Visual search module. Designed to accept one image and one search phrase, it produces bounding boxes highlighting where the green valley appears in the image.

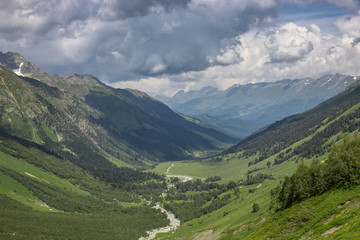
[0,52,360,239]
[1,0,360,239]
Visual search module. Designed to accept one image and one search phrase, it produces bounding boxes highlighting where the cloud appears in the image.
[105,0,278,78]
[0,0,279,80]
[326,0,359,11]
[281,0,359,10]
[1,0,359,97]
[110,76,194,96]
[207,44,244,66]
[98,0,191,20]
[0,0,98,40]
[204,21,360,88]
[335,11,360,36]
[267,22,314,63]
[352,37,360,47]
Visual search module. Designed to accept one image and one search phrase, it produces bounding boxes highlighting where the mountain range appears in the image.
[0,51,237,171]
[157,74,358,136]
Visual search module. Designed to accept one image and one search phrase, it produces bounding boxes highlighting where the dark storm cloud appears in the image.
[99,1,279,79]
[0,0,279,81]
[0,0,98,40]
[352,37,360,47]
[98,0,191,20]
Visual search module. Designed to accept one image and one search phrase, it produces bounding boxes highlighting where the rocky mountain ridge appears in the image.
[157,74,358,136]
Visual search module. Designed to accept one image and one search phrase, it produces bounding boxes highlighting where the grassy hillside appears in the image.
[245,135,360,239]
[0,129,169,239]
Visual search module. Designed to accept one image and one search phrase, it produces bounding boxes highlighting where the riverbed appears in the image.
[139,166,193,239]
[139,204,180,240]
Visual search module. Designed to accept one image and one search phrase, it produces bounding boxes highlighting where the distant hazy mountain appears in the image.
[226,76,360,169]
[0,51,237,170]
[156,75,358,136]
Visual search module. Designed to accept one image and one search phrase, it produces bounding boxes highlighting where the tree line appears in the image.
[272,133,360,211]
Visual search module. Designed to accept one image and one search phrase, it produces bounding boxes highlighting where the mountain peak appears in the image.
[63,74,104,87]
[0,51,41,76]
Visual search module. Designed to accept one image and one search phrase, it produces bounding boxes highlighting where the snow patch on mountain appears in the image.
[13,62,24,76]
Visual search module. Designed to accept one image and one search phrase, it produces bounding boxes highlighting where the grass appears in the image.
[150,140,321,240]
[151,100,360,239]
[150,128,359,240]
[153,155,360,240]
[0,171,53,211]
[244,185,360,240]
[156,179,274,239]
[98,148,133,168]
[41,124,58,143]
[152,152,313,184]
[152,155,257,183]
[151,154,311,239]
[0,194,168,240]
[0,150,91,200]
[0,147,170,239]
[2,112,42,144]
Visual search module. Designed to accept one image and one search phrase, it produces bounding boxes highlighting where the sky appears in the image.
[1,0,360,96]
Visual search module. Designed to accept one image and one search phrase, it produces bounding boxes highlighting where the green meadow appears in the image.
[151,152,311,239]
[0,150,91,199]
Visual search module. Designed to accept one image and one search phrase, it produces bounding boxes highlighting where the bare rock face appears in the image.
[0,51,42,76]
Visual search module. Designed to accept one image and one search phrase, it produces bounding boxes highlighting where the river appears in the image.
[139,204,180,240]
[139,165,193,240]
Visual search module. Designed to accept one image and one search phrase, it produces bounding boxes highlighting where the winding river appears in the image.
[139,204,180,240]
[139,164,192,240]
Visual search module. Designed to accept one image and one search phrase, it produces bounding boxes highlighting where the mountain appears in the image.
[0,51,237,173]
[157,75,358,136]
[189,114,261,138]
[226,79,360,162]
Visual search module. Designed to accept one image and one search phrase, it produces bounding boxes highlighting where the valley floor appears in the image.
[150,154,360,239]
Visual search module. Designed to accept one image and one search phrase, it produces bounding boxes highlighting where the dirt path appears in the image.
[166,163,175,174]
[165,163,193,182]
[24,172,40,180]
[24,172,50,183]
